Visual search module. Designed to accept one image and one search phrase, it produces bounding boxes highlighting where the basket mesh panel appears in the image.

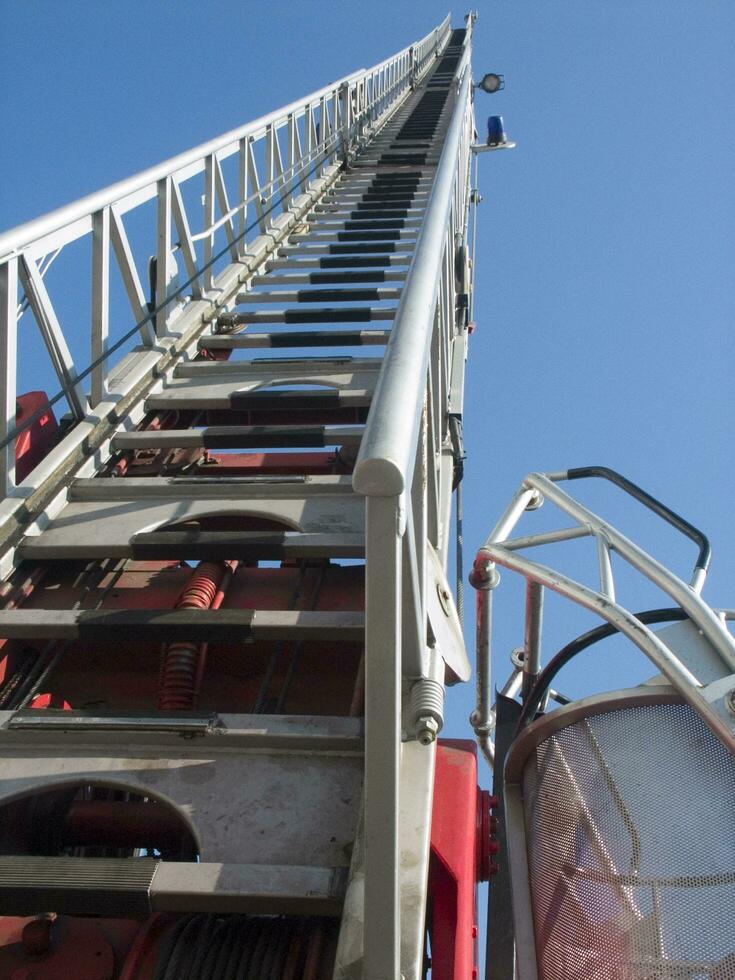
[522,703,735,979]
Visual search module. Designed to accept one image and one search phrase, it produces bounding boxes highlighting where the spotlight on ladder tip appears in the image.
[477,72,504,94]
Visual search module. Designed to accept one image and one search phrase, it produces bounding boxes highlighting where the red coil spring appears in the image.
[157,562,227,711]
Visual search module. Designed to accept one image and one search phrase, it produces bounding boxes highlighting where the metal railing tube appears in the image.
[528,473,735,673]
[521,581,544,700]
[485,542,735,754]
[470,584,495,767]
[352,66,472,498]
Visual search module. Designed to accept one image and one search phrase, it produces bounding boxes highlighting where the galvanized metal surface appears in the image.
[0,715,363,867]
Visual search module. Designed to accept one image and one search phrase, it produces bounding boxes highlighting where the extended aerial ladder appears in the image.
[0,14,490,980]
[1,9,733,980]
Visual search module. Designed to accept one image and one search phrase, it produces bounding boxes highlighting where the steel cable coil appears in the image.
[151,915,325,980]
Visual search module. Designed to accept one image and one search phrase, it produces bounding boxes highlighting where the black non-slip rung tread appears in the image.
[238,287,399,303]
[316,255,407,267]
[369,170,424,179]
[201,329,389,349]
[326,242,405,254]
[344,209,412,219]
[228,389,370,410]
[290,231,416,244]
[381,156,432,165]
[332,219,409,231]
[356,190,422,198]
[115,423,339,448]
[309,271,396,284]
[253,270,400,285]
[346,198,420,206]
[332,230,408,242]
[231,307,394,323]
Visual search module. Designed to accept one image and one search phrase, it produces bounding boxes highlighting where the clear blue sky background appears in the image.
[1,0,733,940]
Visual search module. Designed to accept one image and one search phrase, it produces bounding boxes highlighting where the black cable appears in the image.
[160,915,195,980]
[267,921,293,980]
[224,918,254,980]
[2,638,57,709]
[202,917,239,980]
[275,563,328,712]
[516,607,689,732]
[455,479,464,626]
[10,640,72,710]
[9,557,127,710]
[0,645,36,708]
[259,920,283,980]
[183,915,219,980]
[152,914,192,980]
[244,925,270,980]
[169,915,208,980]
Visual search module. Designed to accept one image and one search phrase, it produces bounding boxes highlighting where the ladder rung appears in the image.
[113,423,364,449]
[267,255,411,269]
[235,287,401,304]
[216,307,395,324]
[250,270,405,285]
[20,530,365,561]
[0,857,345,917]
[200,329,390,348]
[151,862,346,915]
[128,531,365,561]
[7,711,363,744]
[280,243,413,255]
[0,857,158,917]
[313,208,417,219]
[307,218,421,231]
[175,354,378,373]
[67,474,356,500]
[0,608,365,642]
[323,193,427,204]
[145,388,373,411]
[333,175,429,186]
[289,229,416,242]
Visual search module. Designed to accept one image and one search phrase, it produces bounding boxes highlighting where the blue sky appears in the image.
[1,0,733,771]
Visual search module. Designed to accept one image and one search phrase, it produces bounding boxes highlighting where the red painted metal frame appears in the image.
[429,738,481,979]
[14,392,59,482]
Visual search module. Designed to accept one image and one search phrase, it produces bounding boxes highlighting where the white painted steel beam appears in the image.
[364,495,402,978]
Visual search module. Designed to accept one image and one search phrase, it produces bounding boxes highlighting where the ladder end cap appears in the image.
[352,457,404,496]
